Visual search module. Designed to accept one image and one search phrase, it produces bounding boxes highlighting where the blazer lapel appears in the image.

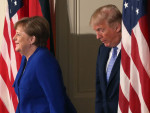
[14,56,27,87]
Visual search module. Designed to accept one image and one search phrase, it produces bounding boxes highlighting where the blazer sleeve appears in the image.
[36,53,66,113]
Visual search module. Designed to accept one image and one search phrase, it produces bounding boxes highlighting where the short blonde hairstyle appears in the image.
[90,4,122,27]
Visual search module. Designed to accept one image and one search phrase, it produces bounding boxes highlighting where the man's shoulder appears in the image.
[99,44,111,51]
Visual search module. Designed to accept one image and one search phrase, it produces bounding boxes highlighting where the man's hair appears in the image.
[14,16,50,47]
[90,4,122,27]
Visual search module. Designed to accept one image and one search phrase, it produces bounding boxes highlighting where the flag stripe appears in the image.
[3,19,11,58]
[0,75,15,113]
[119,85,129,113]
[120,64,130,101]
[10,70,18,110]
[121,45,130,79]
[0,99,9,113]
[0,36,11,80]
[129,85,141,113]
[121,22,131,59]
[0,56,11,93]
[28,0,43,16]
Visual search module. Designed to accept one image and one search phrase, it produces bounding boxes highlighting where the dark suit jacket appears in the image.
[95,44,121,113]
[13,47,77,113]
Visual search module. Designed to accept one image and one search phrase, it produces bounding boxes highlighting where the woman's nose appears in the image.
[13,35,16,40]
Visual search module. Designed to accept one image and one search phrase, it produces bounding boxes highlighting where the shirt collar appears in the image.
[116,42,121,51]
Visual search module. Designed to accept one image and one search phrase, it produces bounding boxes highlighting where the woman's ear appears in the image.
[30,36,36,45]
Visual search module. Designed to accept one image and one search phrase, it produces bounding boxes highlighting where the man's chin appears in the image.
[104,43,110,47]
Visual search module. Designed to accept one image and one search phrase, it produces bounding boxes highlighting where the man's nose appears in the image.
[96,34,99,39]
[96,33,102,40]
[96,31,102,39]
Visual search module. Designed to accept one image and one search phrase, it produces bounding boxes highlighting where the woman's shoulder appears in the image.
[35,47,58,64]
[37,47,53,56]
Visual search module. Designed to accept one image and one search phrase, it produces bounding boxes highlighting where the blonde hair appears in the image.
[90,4,122,27]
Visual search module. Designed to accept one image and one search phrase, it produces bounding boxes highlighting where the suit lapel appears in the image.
[98,45,111,88]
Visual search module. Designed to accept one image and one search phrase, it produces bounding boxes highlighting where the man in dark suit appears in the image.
[90,4,122,113]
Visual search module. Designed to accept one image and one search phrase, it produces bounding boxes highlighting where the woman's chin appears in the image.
[15,48,20,52]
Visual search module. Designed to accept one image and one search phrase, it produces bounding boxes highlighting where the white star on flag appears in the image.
[14,1,17,6]
[136,8,139,15]
[124,2,128,8]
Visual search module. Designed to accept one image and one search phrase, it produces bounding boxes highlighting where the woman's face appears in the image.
[13,25,32,55]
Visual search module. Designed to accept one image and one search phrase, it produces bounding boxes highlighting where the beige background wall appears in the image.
[56,0,123,113]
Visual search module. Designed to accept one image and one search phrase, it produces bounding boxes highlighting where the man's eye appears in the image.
[101,29,104,32]
[97,28,104,33]
[97,28,101,32]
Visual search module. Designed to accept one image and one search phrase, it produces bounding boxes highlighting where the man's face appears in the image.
[92,20,121,47]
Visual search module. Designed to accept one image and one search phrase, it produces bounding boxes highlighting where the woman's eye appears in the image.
[16,33,21,36]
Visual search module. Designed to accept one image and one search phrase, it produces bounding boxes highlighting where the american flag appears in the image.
[118,0,150,113]
[0,0,55,112]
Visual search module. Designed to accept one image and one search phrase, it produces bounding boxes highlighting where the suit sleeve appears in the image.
[36,53,66,113]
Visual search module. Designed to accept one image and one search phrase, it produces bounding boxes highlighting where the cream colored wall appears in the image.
[0,0,7,53]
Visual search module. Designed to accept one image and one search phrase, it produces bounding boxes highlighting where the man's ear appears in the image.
[115,23,121,33]
[30,36,36,45]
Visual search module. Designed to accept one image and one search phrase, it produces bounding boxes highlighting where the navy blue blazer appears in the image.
[95,44,121,113]
[13,47,77,113]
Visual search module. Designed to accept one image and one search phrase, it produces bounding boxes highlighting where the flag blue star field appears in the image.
[8,0,23,19]
[118,0,150,113]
